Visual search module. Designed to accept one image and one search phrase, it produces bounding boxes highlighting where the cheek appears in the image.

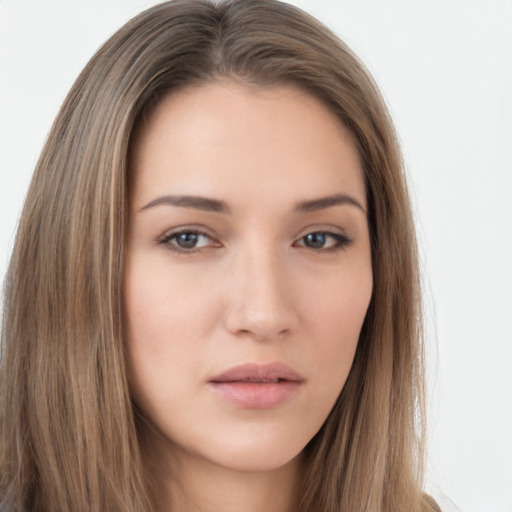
[125,257,217,347]
[123,257,218,408]
[300,261,372,406]
[304,259,372,348]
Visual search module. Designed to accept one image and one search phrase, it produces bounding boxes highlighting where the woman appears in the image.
[0,1,440,510]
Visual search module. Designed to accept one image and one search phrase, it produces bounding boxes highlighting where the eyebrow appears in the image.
[140,193,366,214]
[295,194,366,214]
[140,195,230,213]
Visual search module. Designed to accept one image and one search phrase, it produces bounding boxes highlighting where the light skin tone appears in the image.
[125,81,373,512]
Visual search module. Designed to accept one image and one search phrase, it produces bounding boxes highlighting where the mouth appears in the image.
[208,362,304,409]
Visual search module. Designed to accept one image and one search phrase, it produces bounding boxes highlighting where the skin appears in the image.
[125,81,373,512]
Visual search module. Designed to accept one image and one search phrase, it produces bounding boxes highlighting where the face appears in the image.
[125,82,372,473]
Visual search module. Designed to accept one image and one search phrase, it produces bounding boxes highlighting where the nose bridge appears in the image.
[225,239,294,340]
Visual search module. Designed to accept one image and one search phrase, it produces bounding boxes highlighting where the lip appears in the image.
[208,362,304,409]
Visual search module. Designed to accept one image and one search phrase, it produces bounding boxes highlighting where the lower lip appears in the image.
[208,381,302,409]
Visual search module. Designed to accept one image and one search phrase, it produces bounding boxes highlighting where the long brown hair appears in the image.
[0,1,439,510]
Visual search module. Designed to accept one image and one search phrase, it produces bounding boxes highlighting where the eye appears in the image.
[159,229,217,252]
[295,231,351,251]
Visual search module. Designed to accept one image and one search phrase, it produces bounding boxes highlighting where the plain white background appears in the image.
[0,1,511,510]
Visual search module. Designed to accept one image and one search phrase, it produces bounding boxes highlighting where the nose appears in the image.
[224,246,296,342]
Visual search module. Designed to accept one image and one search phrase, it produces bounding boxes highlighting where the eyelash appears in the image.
[158,228,353,254]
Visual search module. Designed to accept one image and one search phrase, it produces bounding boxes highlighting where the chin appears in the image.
[192,424,309,473]
[205,447,303,474]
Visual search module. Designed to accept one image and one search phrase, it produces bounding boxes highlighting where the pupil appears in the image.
[177,232,198,248]
[305,233,326,248]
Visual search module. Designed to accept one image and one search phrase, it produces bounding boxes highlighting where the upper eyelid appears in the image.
[293,224,351,240]
[159,225,216,239]
[159,226,347,238]
[295,231,348,241]
[158,229,216,243]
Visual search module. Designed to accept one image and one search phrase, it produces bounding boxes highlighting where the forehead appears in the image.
[130,81,366,212]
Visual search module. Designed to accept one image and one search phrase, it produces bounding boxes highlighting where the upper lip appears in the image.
[209,362,304,383]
